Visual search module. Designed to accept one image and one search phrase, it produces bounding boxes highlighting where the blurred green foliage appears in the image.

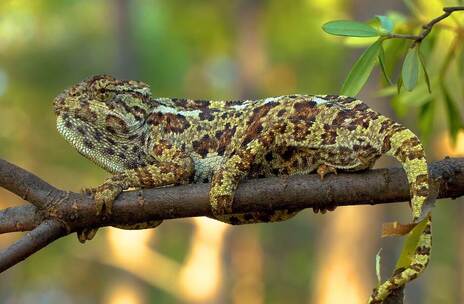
[323,1,464,143]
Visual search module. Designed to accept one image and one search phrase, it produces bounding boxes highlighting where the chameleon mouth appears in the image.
[56,115,125,173]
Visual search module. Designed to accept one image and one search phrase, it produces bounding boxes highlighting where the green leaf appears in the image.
[376,15,394,33]
[375,248,382,285]
[378,44,393,85]
[402,47,420,91]
[442,83,463,145]
[340,40,382,96]
[322,20,379,37]
[418,49,431,93]
[395,217,429,270]
[458,46,464,78]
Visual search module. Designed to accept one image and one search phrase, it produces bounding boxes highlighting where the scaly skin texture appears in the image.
[53,75,431,302]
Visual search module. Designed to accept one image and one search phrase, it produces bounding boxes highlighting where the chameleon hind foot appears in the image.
[312,204,337,214]
[313,164,337,214]
[316,164,337,180]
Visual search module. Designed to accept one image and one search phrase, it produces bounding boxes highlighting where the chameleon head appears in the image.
[53,75,154,173]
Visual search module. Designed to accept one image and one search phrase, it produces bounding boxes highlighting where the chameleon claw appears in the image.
[77,228,98,243]
[94,189,116,215]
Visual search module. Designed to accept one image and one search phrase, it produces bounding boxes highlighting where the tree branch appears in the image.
[0,219,66,272]
[0,157,463,273]
[385,6,464,47]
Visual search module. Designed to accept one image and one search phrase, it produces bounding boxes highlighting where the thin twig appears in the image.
[384,6,464,47]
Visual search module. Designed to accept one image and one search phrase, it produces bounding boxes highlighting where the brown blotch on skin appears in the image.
[352,102,369,112]
[105,126,116,135]
[394,141,424,162]
[131,105,147,120]
[225,100,243,106]
[192,134,218,157]
[277,109,286,117]
[199,109,215,121]
[379,119,395,134]
[241,103,278,147]
[410,263,423,272]
[341,96,357,103]
[292,122,310,141]
[415,173,429,185]
[423,224,432,234]
[174,98,211,110]
[136,167,155,186]
[320,125,337,145]
[264,152,274,162]
[281,147,297,161]
[217,126,237,155]
[332,109,353,126]
[292,101,318,118]
[127,134,139,141]
[247,102,278,125]
[415,246,431,255]
[77,104,98,123]
[152,141,172,157]
[147,112,190,133]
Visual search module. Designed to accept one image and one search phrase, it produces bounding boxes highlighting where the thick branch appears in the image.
[0,157,463,272]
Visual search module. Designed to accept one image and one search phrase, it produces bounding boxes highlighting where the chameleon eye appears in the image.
[105,114,129,134]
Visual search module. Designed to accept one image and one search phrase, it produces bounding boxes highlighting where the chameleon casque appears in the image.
[53,75,431,303]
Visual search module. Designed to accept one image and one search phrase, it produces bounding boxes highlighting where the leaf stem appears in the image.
[384,6,464,47]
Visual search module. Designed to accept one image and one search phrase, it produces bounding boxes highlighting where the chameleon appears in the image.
[53,75,431,302]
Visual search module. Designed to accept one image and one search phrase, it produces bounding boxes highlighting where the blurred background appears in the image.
[0,0,463,303]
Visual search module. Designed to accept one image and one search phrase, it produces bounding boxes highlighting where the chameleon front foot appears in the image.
[78,183,123,243]
[77,228,98,243]
[82,183,123,215]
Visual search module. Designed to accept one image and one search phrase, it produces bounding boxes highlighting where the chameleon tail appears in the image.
[383,126,429,221]
[368,216,432,304]
[368,125,431,303]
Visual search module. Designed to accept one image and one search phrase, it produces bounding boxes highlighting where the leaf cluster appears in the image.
[322,4,464,143]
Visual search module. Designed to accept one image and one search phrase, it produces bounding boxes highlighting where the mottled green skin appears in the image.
[53,75,431,302]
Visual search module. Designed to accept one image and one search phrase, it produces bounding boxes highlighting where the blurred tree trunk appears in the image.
[231,1,267,304]
[310,1,409,303]
[114,0,138,78]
